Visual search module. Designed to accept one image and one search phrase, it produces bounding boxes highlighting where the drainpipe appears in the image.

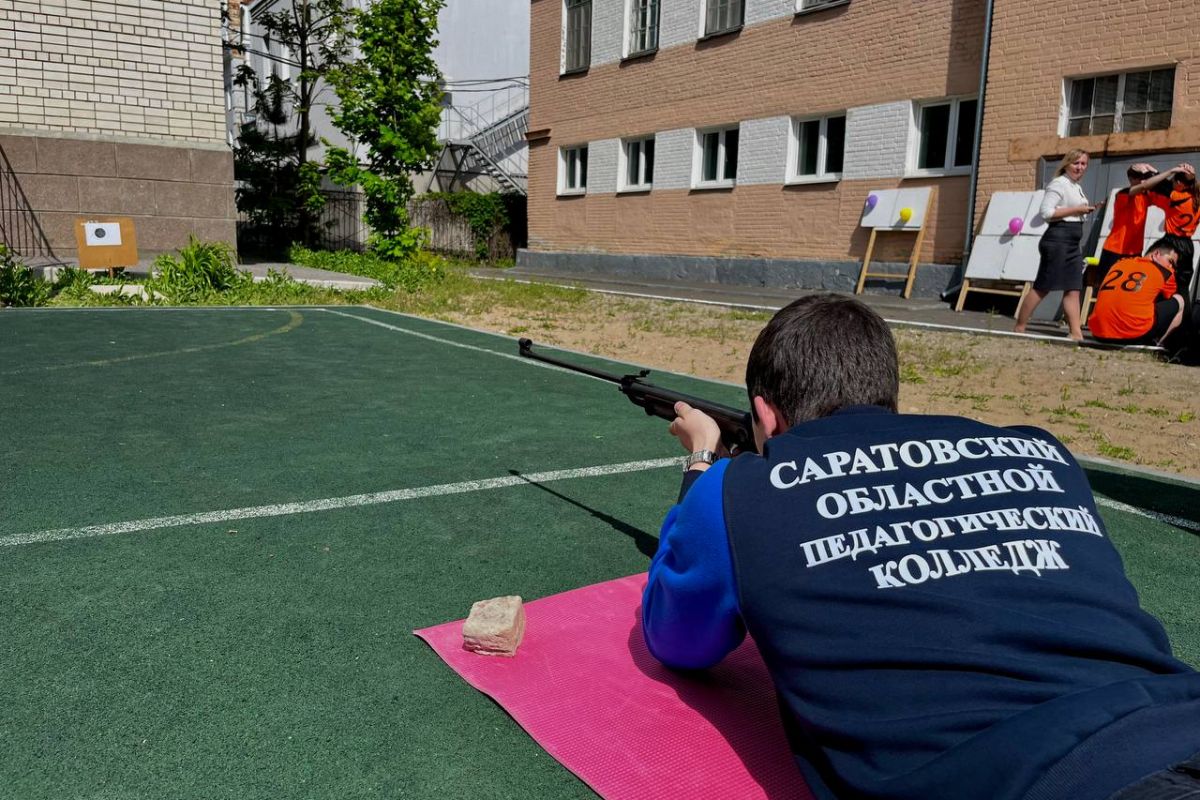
[942,0,995,300]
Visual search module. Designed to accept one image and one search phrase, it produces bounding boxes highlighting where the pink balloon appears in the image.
[1008,217,1024,235]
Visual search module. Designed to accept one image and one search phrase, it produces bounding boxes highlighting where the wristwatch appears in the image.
[682,449,718,472]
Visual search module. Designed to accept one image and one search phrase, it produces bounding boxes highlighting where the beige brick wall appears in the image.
[0,0,226,145]
[528,0,985,265]
[976,0,1200,225]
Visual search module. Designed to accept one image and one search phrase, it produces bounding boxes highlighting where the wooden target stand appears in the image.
[73,216,139,277]
[854,188,936,300]
[954,276,1032,312]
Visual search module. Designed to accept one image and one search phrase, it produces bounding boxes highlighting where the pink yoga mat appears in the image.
[414,573,811,800]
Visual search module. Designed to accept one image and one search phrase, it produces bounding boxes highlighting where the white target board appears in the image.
[84,221,122,247]
[978,191,1048,237]
[860,188,932,231]
[965,191,1051,282]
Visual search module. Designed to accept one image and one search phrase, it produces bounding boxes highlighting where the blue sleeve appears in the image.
[641,459,745,670]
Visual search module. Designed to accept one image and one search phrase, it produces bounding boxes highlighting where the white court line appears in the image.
[0,458,680,548]
[318,307,618,383]
[328,307,1200,534]
[1094,497,1200,533]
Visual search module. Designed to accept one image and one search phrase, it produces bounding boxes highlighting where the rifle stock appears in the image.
[517,338,757,455]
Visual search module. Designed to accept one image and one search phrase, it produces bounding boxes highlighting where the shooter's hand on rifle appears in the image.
[668,401,729,459]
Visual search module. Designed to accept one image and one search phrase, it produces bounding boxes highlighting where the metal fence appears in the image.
[236,187,369,256]
[316,190,368,252]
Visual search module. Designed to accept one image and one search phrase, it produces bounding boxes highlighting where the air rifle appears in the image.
[517,338,757,455]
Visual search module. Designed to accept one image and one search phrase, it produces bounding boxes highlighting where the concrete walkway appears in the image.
[238,261,381,290]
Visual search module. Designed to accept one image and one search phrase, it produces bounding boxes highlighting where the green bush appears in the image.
[149,237,248,302]
[287,244,445,292]
[0,245,51,307]
[51,266,96,302]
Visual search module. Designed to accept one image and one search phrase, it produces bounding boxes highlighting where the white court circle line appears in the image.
[0,458,680,548]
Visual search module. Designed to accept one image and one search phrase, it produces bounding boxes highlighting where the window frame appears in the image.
[563,0,592,75]
[795,0,850,14]
[700,0,743,39]
[692,125,739,190]
[1062,68,1174,137]
[619,135,656,193]
[625,0,660,58]
[558,144,589,196]
[787,113,847,184]
[909,96,978,177]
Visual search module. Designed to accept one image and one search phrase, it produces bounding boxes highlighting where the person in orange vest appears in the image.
[1137,163,1198,307]
[1088,238,1185,346]
[1092,164,1161,288]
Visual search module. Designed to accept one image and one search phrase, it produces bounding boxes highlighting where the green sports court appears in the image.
[1,305,1197,799]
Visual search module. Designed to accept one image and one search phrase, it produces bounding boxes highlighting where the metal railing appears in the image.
[438,84,529,143]
[0,144,58,262]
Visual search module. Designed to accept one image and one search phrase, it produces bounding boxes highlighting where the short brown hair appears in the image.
[745,293,899,426]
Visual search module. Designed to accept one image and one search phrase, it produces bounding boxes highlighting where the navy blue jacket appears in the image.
[643,408,1200,800]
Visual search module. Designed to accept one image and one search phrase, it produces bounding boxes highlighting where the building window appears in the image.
[915,97,977,172]
[695,126,738,188]
[564,0,591,73]
[1066,68,1174,136]
[704,0,743,36]
[797,0,846,10]
[621,136,655,191]
[791,114,846,180]
[628,0,659,56]
[559,145,588,194]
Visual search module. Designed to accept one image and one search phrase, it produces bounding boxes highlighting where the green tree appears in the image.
[233,0,352,248]
[326,0,444,260]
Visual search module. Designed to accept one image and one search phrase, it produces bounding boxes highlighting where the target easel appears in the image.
[74,216,138,278]
[954,191,1047,312]
[854,187,935,299]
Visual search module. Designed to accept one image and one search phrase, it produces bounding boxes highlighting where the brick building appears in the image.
[0,0,235,262]
[523,0,1200,298]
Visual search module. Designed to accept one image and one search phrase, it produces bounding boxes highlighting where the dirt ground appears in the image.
[438,292,1200,480]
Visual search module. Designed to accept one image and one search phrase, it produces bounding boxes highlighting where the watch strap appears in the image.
[682,449,718,472]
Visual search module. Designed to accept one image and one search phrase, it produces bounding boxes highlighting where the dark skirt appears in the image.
[1034,222,1084,293]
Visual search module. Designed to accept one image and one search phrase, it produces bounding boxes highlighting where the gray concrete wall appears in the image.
[516,249,958,298]
[1,133,236,259]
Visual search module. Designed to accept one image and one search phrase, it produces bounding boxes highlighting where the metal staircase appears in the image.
[430,84,528,195]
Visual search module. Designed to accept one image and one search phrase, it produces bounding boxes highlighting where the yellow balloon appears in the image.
[899,207,914,223]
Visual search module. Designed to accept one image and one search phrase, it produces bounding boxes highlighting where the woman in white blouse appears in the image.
[1014,149,1102,341]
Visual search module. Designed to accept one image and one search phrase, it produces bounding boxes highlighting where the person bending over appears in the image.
[1088,238,1185,346]
[642,293,1200,800]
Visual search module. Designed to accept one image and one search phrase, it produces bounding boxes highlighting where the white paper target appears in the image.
[859,188,931,230]
[1001,235,1044,282]
[891,188,931,230]
[979,191,1047,237]
[1144,205,1167,238]
[860,190,898,228]
[1021,191,1050,236]
[964,235,1010,280]
[84,222,122,247]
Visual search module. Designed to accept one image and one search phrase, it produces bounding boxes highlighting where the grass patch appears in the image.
[1096,440,1137,461]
